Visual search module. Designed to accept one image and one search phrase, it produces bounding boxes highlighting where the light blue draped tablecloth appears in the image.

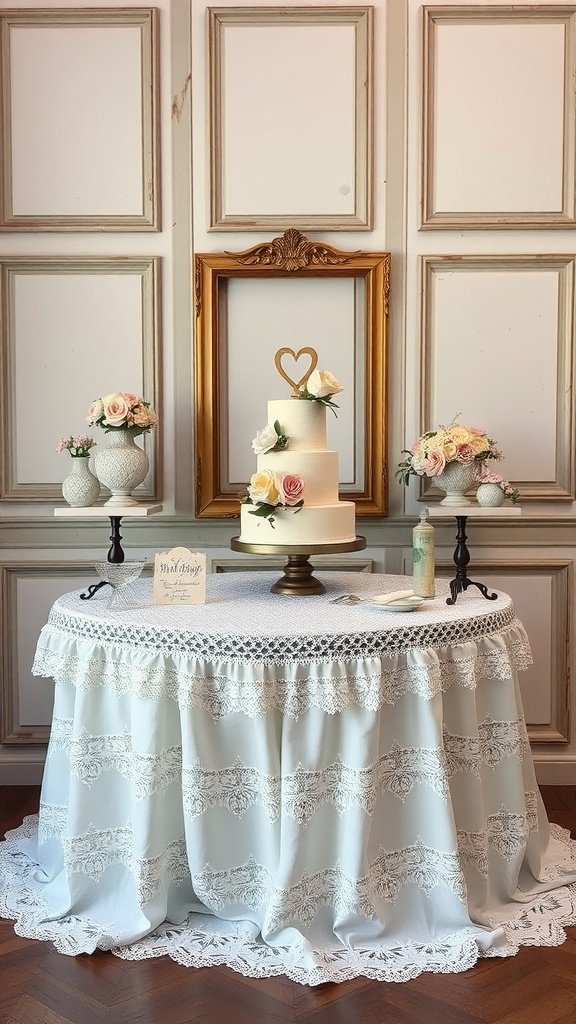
[1,571,575,985]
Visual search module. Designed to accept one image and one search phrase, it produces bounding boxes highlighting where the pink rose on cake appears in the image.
[279,474,304,505]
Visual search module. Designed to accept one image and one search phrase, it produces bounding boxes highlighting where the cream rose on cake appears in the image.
[307,370,343,399]
[298,368,343,416]
[248,469,281,506]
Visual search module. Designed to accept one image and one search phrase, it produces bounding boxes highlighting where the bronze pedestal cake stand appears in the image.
[230,537,367,596]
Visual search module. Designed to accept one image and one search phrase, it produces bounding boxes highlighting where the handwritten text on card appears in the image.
[153,547,206,605]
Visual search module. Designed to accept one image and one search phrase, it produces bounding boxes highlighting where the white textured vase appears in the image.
[434,462,478,507]
[476,482,505,507]
[94,429,149,507]
[62,455,100,508]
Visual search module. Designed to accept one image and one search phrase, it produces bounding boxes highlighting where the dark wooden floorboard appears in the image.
[1,786,575,1024]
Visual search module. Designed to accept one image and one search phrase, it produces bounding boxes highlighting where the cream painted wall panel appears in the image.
[420,255,576,504]
[193,0,386,247]
[432,558,570,744]
[434,23,564,214]
[16,578,60,725]
[223,25,355,216]
[10,26,143,216]
[478,572,552,724]
[1,564,96,746]
[430,267,557,478]
[14,273,143,483]
[0,256,160,502]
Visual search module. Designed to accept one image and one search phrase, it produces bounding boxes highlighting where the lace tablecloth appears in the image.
[1,571,575,985]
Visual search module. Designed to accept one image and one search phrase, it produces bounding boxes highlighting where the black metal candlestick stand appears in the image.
[446,515,497,606]
[80,516,125,600]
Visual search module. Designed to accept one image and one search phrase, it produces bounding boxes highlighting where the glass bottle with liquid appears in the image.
[412,509,435,598]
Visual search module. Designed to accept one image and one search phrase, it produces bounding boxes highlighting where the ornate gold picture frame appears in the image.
[194,230,390,518]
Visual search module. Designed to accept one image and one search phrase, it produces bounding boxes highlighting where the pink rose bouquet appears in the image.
[396,420,502,486]
[86,392,157,438]
[476,467,520,503]
[56,435,96,458]
[244,470,304,527]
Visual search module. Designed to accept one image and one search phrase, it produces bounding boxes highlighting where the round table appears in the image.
[1,571,575,986]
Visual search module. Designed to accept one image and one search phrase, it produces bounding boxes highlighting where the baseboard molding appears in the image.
[0,760,44,785]
[533,758,576,786]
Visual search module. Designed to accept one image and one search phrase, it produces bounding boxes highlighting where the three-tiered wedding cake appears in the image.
[238,356,356,546]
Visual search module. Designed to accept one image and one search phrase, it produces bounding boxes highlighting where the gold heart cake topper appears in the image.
[274,347,318,396]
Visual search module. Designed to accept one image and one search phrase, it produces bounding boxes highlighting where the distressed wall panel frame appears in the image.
[420,254,576,502]
[0,256,162,501]
[0,561,97,745]
[194,230,390,517]
[421,5,576,229]
[208,6,373,230]
[0,8,160,231]
[434,558,571,744]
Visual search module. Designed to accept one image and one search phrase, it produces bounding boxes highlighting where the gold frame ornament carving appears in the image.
[194,230,390,518]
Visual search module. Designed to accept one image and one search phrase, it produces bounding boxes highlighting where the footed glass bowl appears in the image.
[95,560,145,607]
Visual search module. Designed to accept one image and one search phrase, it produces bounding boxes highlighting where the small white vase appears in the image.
[94,429,149,507]
[62,455,100,508]
[434,462,478,506]
[476,482,505,507]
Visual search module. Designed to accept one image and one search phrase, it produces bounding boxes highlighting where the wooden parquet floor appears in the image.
[1,786,575,1024]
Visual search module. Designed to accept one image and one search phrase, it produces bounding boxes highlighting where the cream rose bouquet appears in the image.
[396,421,502,485]
[298,369,343,416]
[243,469,304,527]
[86,392,157,438]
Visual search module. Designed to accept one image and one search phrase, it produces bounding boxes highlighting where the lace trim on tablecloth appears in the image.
[443,715,528,775]
[2,816,576,985]
[182,746,450,825]
[47,720,183,798]
[32,622,533,720]
[46,718,529,822]
[27,799,541,913]
[41,604,519,664]
[457,795,540,877]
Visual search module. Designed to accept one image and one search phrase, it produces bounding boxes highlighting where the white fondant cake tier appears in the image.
[257,451,339,504]
[268,400,326,451]
[239,502,356,546]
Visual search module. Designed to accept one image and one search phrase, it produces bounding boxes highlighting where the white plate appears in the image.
[365,596,424,612]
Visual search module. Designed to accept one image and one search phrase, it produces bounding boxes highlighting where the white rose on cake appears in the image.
[251,420,288,455]
[252,424,278,455]
[306,370,343,399]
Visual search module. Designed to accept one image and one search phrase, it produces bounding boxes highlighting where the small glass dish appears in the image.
[95,560,145,608]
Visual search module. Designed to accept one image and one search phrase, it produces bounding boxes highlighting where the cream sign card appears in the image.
[153,548,206,605]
